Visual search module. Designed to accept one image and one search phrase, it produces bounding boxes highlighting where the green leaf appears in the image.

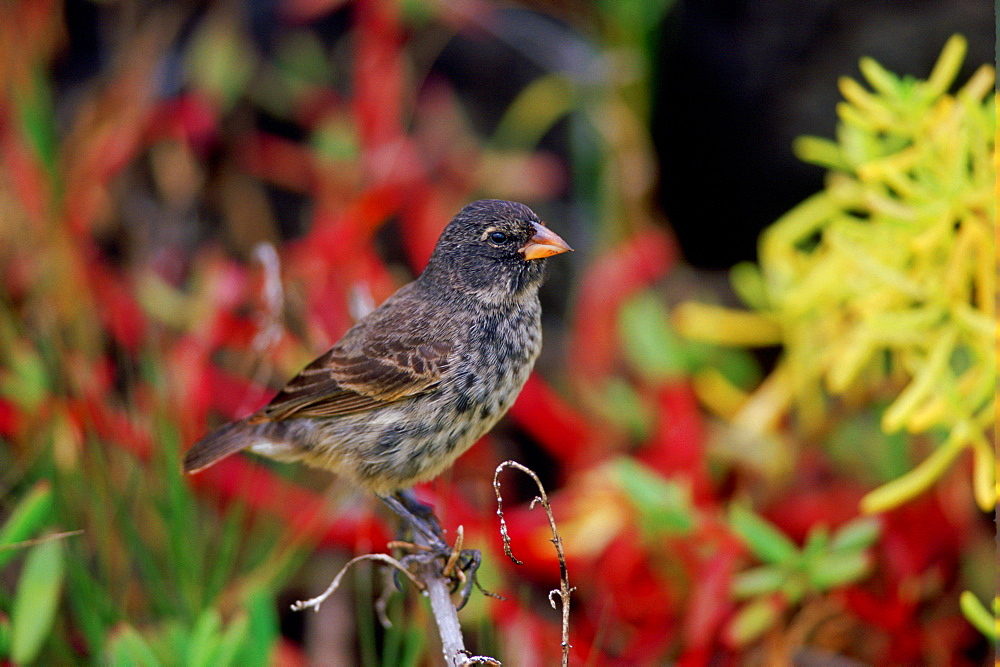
[731,565,785,599]
[597,378,653,439]
[0,614,10,657]
[780,572,807,605]
[397,624,427,667]
[857,58,902,98]
[213,612,250,667]
[187,608,223,667]
[10,538,65,664]
[614,458,695,535]
[959,591,997,640]
[729,505,799,565]
[0,343,50,410]
[708,345,763,390]
[0,481,54,569]
[826,409,911,485]
[619,292,689,380]
[808,551,872,591]
[206,502,248,602]
[312,118,361,164]
[490,74,576,151]
[829,516,881,551]
[596,0,675,36]
[235,588,279,667]
[107,625,162,666]
[15,70,59,173]
[792,136,850,172]
[274,30,331,89]
[727,596,782,646]
[801,526,830,560]
[730,261,770,312]
[186,17,257,111]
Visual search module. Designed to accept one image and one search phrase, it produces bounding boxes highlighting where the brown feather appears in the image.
[182,419,255,472]
[250,333,452,423]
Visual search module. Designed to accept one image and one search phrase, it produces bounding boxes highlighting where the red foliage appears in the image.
[191,456,390,549]
[0,1,988,663]
[0,399,22,438]
[508,373,599,470]
[0,109,50,224]
[640,382,712,505]
[567,227,676,389]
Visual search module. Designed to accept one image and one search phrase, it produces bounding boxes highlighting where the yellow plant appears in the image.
[675,35,996,513]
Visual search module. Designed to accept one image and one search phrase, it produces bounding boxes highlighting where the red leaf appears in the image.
[0,399,21,437]
[146,93,218,150]
[508,373,598,468]
[567,228,676,390]
[352,0,404,150]
[681,547,738,654]
[205,365,270,421]
[240,132,316,194]
[189,456,389,549]
[77,397,153,459]
[87,263,147,350]
[0,108,50,224]
[639,382,711,505]
[399,191,449,271]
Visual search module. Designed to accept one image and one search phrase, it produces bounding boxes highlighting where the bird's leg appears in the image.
[378,491,448,550]
[377,491,483,609]
[396,489,447,541]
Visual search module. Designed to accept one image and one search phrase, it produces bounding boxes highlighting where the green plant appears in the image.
[51,417,302,664]
[675,34,996,514]
[726,507,880,645]
[958,591,998,642]
[0,483,68,664]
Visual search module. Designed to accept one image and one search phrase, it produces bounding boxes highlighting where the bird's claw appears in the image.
[390,540,482,610]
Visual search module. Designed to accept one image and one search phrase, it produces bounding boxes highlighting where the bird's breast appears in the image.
[298,299,543,494]
[453,300,542,423]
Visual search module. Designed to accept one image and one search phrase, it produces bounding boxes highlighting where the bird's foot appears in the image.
[390,527,482,610]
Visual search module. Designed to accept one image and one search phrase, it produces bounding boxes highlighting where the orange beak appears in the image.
[520,221,573,260]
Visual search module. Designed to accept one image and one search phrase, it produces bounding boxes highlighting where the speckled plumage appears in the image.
[183,200,570,495]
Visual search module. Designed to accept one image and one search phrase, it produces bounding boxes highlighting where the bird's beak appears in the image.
[520,221,573,260]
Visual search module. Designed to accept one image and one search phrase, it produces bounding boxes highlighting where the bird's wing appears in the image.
[250,337,453,422]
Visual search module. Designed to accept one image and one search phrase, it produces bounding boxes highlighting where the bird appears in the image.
[183,199,571,549]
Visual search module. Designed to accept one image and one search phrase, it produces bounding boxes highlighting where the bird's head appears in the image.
[422,200,572,305]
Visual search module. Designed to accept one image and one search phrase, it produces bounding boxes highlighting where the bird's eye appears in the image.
[489,231,509,244]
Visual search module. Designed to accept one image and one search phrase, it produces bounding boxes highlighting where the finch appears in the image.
[183,199,571,535]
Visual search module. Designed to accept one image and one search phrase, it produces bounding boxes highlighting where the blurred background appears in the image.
[0,0,994,664]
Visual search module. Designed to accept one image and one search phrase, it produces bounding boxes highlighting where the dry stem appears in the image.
[494,460,575,667]
[292,526,497,666]
[291,553,424,612]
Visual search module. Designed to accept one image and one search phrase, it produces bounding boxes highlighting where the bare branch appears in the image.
[0,529,84,552]
[295,525,498,665]
[408,526,495,666]
[413,555,488,666]
[291,553,423,613]
[493,460,575,667]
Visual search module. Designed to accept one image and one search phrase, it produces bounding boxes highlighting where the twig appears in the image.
[494,460,575,667]
[294,528,498,666]
[411,526,499,665]
[0,529,84,552]
[291,553,424,612]
[405,545,499,666]
[375,565,397,628]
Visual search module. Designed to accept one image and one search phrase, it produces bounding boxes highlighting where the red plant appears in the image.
[0,1,990,664]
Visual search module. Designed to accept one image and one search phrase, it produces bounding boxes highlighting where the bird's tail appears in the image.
[183,419,257,473]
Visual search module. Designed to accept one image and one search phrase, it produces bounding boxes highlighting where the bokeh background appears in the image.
[0,0,994,664]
